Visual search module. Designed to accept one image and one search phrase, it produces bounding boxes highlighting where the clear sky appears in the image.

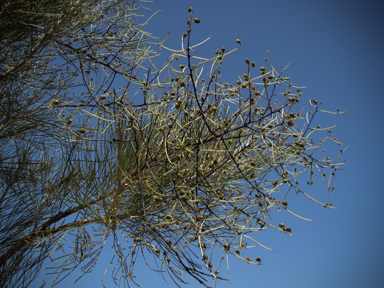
[33,0,384,287]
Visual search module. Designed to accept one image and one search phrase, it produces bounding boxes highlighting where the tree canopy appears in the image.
[0,1,346,287]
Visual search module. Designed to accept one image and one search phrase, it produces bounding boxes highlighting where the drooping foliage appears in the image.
[0,2,345,287]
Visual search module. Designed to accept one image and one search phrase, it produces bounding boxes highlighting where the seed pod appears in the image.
[286,227,292,233]
[282,201,288,206]
[78,128,86,134]
[194,18,201,23]
[246,257,252,262]
[202,254,208,261]
[223,243,230,251]
[236,39,241,44]
[52,99,59,105]
[278,223,285,228]
[188,7,193,12]
[256,257,261,262]
[208,261,213,268]
[155,248,160,254]
[215,269,219,275]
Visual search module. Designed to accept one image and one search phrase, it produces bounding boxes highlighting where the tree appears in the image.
[0,1,346,287]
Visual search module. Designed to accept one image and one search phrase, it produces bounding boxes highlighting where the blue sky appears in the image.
[33,0,384,287]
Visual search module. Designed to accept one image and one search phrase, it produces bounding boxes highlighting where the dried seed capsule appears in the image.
[278,223,285,228]
[256,257,261,262]
[194,18,201,23]
[258,220,265,228]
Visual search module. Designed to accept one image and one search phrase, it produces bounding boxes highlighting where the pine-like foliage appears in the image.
[0,2,345,287]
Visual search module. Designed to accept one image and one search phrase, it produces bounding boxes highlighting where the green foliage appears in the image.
[0,2,346,288]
